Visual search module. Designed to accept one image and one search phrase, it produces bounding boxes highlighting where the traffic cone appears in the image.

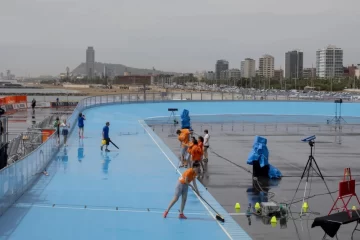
[255,202,261,212]
[302,202,309,212]
[235,203,241,209]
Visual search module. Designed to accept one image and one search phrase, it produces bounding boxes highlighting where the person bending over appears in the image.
[163,162,200,219]
[101,122,111,152]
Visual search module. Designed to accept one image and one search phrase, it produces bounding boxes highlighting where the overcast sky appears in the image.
[0,0,359,76]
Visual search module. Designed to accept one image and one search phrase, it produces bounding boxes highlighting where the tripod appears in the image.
[329,100,346,126]
[168,110,178,124]
[290,141,335,216]
[167,109,178,137]
[328,100,346,144]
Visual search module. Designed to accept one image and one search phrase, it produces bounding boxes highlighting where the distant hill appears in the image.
[72,62,176,76]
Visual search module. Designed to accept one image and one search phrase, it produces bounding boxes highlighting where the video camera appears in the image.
[301,135,316,147]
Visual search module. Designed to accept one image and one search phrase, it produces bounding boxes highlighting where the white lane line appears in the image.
[228,213,246,216]
[13,204,209,216]
[139,120,233,240]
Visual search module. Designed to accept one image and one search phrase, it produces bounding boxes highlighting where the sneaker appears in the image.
[101,146,103,151]
[163,211,168,218]
[179,213,187,219]
[105,149,110,152]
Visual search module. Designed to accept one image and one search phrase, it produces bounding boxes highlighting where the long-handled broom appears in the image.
[189,185,225,222]
[109,139,119,149]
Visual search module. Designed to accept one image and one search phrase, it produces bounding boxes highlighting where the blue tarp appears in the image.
[268,164,282,179]
[181,109,191,129]
[247,136,282,179]
[247,136,269,167]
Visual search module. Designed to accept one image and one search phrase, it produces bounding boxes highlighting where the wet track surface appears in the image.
[153,122,360,240]
[4,101,360,239]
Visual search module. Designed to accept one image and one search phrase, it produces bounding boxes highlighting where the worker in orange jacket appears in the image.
[177,128,191,167]
[185,137,196,168]
[197,136,205,172]
[190,138,204,173]
[163,162,201,219]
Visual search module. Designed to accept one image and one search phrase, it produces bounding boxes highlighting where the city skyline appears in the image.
[1,0,360,76]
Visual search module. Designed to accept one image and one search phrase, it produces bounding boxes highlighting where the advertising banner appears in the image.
[50,102,78,108]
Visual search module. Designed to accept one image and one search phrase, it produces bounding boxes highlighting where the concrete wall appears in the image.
[63,84,90,89]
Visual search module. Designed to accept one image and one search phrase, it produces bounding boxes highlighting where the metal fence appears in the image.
[144,114,360,125]
[145,114,360,137]
[147,121,360,136]
[26,91,360,104]
[0,93,359,216]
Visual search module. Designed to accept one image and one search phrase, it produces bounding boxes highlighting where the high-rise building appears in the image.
[303,68,316,79]
[240,58,256,78]
[258,55,274,78]
[273,69,284,81]
[215,60,229,79]
[316,45,343,78]
[285,50,303,79]
[347,64,358,77]
[220,69,241,80]
[86,47,95,78]
[220,70,228,80]
[228,69,241,79]
[206,71,216,80]
[355,65,360,79]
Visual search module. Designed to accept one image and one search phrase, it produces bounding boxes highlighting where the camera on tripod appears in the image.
[334,98,343,104]
[301,135,316,146]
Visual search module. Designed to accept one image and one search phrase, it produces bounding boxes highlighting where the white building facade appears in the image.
[258,55,274,78]
[241,58,256,78]
[205,71,216,80]
[316,45,343,78]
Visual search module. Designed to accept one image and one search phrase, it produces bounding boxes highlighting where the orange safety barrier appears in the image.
[0,95,27,105]
[0,96,28,115]
[41,129,55,143]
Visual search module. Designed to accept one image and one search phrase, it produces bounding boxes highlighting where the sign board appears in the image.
[50,102,78,108]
